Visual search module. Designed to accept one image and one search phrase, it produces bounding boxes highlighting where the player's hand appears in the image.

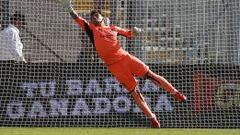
[20,57,27,63]
[132,27,144,37]
[23,59,27,64]
[57,0,73,12]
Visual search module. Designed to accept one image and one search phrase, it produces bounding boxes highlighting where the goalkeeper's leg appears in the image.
[145,70,187,102]
[130,87,160,128]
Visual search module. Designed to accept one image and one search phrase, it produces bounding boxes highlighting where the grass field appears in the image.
[0,128,239,135]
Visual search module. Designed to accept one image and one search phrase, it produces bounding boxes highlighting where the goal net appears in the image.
[0,0,239,128]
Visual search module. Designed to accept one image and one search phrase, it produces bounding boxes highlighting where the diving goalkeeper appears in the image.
[58,0,187,128]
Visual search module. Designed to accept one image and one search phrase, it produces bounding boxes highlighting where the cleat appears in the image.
[150,117,160,128]
[173,91,187,102]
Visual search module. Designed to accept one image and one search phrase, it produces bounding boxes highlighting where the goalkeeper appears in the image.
[59,0,186,128]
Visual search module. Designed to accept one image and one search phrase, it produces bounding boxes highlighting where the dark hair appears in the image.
[10,12,26,25]
[90,10,102,17]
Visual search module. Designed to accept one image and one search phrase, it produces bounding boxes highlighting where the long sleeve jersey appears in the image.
[75,16,133,65]
[0,24,25,61]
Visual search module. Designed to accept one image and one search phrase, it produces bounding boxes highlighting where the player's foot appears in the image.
[150,117,160,128]
[173,91,187,102]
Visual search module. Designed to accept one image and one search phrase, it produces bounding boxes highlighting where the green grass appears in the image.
[0,128,239,135]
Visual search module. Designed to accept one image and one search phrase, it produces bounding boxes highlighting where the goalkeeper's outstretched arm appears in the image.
[58,0,143,36]
[58,0,77,19]
[58,0,89,30]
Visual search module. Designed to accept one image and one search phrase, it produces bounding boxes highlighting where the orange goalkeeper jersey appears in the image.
[75,16,132,65]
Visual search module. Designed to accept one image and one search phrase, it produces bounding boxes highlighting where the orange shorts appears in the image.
[107,54,149,92]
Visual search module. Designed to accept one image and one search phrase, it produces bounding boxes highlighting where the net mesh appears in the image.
[0,0,239,128]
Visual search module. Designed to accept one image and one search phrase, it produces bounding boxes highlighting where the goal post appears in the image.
[0,0,239,128]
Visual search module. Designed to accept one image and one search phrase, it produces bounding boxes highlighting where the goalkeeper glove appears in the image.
[58,0,73,12]
[132,27,144,36]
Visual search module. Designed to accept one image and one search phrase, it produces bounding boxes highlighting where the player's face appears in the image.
[15,20,24,29]
[91,13,104,25]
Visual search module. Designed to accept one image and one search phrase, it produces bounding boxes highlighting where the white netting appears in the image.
[0,0,239,128]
